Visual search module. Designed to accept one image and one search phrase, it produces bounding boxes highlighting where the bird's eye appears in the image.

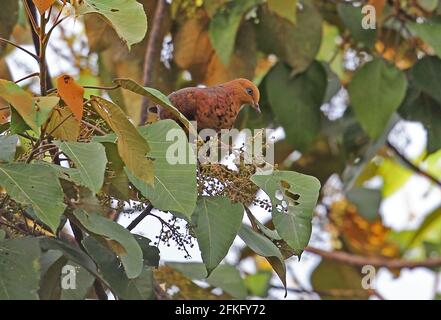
[246,88,254,96]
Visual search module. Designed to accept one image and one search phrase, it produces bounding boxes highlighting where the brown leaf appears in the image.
[0,104,9,124]
[173,10,212,81]
[368,0,386,19]
[57,74,85,121]
[32,0,56,14]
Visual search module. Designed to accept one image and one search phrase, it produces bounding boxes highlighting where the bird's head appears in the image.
[229,78,261,114]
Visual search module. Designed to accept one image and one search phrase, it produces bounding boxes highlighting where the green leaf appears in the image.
[266,61,327,151]
[209,0,262,65]
[237,224,286,291]
[0,134,17,162]
[75,0,148,49]
[101,141,130,200]
[133,235,160,268]
[0,81,59,132]
[348,58,408,139]
[257,0,322,73]
[0,163,66,232]
[41,162,84,187]
[337,3,376,48]
[0,237,41,300]
[39,237,111,289]
[407,207,441,249]
[408,17,441,59]
[244,270,272,297]
[57,141,108,194]
[251,170,321,255]
[267,0,297,25]
[0,0,19,55]
[34,97,59,127]
[72,209,143,279]
[204,264,247,299]
[83,236,154,300]
[38,251,67,300]
[192,196,244,274]
[377,158,412,197]
[346,187,381,221]
[91,96,154,186]
[126,120,197,218]
[399,88,441,154]
[9,107,30,135]
[167,262,207,279]
[60,262,95,300]
[410,56,441,104]
[0,80,36,131]
[311,260,369,300]
[114,78,195,136]
[238,224,283,261]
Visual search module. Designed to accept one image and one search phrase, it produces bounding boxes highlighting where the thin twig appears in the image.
[18,133,38,142]
[0,37,39,60]
[14,72,40,84]
[82,84,121,91]
[46,112,74,137]
[23,0,39,35]
[0,219,29,235]
[139,0,168,125]
[305,246,441,269]
[270,285,379,299]
[386,140,441,188]
[81,120,107,136]
[25,0,53,92]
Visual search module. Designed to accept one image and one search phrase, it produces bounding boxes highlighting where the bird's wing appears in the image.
[166,88,198,121]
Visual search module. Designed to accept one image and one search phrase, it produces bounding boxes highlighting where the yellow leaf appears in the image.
[46,107,80,141]
[57,74,85,121]
[91,96,154,186]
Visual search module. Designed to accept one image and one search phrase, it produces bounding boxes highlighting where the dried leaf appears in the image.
[57,74,85,121]
[32,0,56,14]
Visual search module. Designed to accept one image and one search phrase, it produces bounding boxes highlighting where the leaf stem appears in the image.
[14,72,40,84]
[139,0,168,125]
[386,140,441,188]
[126,203,154,231]
[0,37,39,61]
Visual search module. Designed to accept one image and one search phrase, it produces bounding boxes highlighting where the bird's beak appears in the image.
[253,103,261,114]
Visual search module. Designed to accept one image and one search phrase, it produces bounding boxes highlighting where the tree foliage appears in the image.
[0,0,440,300]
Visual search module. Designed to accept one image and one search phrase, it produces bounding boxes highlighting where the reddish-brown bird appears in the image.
[158,78,260,131]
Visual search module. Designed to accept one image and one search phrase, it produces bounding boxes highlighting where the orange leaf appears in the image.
[32,0,56,14]
[57,74,85,121]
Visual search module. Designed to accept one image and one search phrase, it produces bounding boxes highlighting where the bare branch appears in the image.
[139,0,168,125]
[305,246,441,269]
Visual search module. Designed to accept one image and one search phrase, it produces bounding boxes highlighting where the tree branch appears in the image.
[305,246,441,269]
[25,0,53,92]
[386,140,441,188]
[139,0,168,125]
[0,37,38,60]
[126,203,154,231]
[270,285,381,299]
